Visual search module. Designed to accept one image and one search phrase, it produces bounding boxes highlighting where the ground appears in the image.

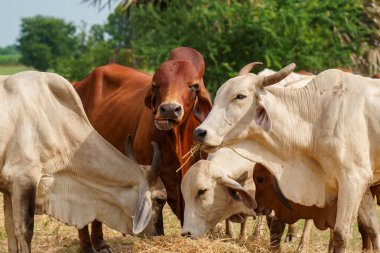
[0,199,371,253]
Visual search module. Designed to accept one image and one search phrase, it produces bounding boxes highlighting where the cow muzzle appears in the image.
[194,127,221,153]
[155,102,184,130]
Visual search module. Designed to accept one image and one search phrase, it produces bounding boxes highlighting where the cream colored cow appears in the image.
[194,63,380,252]
[0,71,166,253]
[181,147,256,237]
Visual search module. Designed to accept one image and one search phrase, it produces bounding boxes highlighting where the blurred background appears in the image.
[0,0,379,95]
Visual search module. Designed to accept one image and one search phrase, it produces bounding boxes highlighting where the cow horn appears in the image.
[125,134,137,162]
[238,62,263,76]
[272,180,292,210]
[149,141,161,181]
[261,63,296,87]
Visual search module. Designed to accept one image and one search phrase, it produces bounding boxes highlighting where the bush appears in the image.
[0,45,20,65]
[18,15,77,71]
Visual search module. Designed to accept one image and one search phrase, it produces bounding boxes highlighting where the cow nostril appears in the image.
[160,106,166,113]
[174,106,181,113]
[194,129,207,143]
[181,232,192,237]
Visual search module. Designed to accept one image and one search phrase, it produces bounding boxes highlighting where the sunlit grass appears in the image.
[0,65,34,75]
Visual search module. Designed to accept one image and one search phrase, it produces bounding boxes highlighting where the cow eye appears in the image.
[235,94,247,100]
[189,83,199,91]
[256,177,264,184]
[196,188,207,198]
[155,198,166,206]
[152,85,158,92]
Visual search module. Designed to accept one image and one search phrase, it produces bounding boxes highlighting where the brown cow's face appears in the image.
[252,163,275,212]
[253,163,292,214]
[146,60,210,131]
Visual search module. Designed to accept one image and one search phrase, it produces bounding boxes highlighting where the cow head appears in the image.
[253,163,292,214]
[125,136,167,235]
[145,47,212,131]
[194,62,295,152]
[181,160,256,237]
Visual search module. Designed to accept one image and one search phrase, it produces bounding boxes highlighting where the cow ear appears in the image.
[219,176,256,209]
[193,88,212,122]
[144,87,157,114]
[253,105,272,132]
[133,182,152,234]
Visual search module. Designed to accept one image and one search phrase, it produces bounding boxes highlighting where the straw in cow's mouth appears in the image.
[176,144,200,173]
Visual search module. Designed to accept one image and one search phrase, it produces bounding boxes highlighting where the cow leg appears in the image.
[284,223,297,243]
[357,188,380,251]
[333,176,367,253]
[78,226,95,253]
[328,229,334,253]
[358,219,372,251]
[11,181,36,253]
[225,220,234,238]
[267,215,286,251]
[240,216,248,240]
[91,221,113,253]
[4,193,19,253]
[252,215,265,240]
[297,219,313,253]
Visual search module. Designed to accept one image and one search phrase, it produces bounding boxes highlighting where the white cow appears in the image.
[181,148,256,237]
[0,71,166,253]
[194,62,380,252]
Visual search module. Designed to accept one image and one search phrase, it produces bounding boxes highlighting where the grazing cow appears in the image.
[181,148,256,238]
[0,71,164,253]
[194,62,380,252]
[181,145,312,251]
[74,47,212,252]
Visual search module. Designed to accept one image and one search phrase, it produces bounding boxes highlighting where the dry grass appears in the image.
[0,195,374,252]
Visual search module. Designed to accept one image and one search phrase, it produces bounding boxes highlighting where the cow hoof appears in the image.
[97,248,113,253]
[94,240,113,253]
[81,246,96,253]
[284,235,293,243]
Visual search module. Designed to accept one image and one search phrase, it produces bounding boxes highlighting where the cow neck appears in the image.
[171,112,200,177]
[258,83,319,158]
[65,130,143,187]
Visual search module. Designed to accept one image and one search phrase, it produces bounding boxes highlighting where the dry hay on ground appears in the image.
[0,197,370,252]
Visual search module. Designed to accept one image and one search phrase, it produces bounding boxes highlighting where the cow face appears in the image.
[194,62,295,152]
[125,136,167,236]
[138,164,167,236]
[253,163,292,214]
[145,48,212,131]
[181,160,255,237]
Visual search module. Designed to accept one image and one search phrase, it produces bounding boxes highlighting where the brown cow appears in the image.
[74,47,212,252]
[253,163,380,252]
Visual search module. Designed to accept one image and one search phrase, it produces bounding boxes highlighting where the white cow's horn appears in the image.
[238,62,263,76]
[261,63,296,87]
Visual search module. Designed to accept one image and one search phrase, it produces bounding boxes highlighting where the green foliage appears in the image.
[0,45,20,65]
[18,15,77,71]
[54,6,135,81]
[129,0,373,94]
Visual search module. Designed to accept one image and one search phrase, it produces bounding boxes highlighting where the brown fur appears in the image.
[253,163,380,251]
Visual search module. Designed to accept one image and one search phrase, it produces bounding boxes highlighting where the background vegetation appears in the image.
[1,0,379,94]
